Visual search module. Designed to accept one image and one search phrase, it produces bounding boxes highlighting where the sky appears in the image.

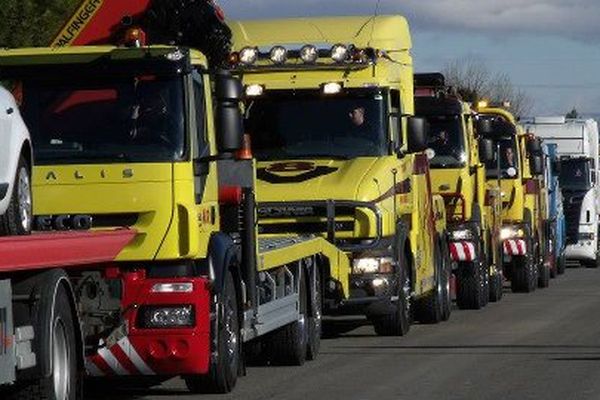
[220,0,600,118]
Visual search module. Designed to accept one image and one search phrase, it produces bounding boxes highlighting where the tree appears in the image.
[442,56,534,118]
[566,108,579,119]
[0,0,79,48]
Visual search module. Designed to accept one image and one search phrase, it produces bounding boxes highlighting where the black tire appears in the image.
[8,287,78,400]
[372,254,411,336]
[267,268,308,366]
[549,256,557,279]
[510,253,536,293]
[489,271,503,303]
[538,263,550,288]
[0,156,32,236]
[185,269,240,394]
[456,260,485,310]
[306,264,322,361]
[416,240,449,324]
[557,252,566,275]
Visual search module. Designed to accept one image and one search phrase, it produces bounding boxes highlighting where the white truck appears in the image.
[0,86,32,236]
[524,117,600,267]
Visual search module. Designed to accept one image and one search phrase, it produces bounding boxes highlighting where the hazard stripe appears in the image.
[98,346,129,375]
[110,342,141,375]
[118,337,155,375]
[87,353,114,376]
[517,240,526,254]
[449,243,459,261]
[462,242,473,261]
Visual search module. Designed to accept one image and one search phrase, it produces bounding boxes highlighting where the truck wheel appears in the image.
[268,269,308,366]
[416,240,449,324]
[549,258,557,279]
[185,269,240,394]
[306,265,322,361]
[489,271,503,302]
[372,261,411,336]
[510,253,536,293]
[0,157,32,236]
[456,261,484,310]
[557,253,566,275]
[538,263,550,288]
[480,260,490,307]
[8,286,78,400]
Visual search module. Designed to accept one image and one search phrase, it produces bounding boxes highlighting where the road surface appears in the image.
[88,268,600,400]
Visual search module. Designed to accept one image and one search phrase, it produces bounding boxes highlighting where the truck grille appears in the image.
[563,192,585,244]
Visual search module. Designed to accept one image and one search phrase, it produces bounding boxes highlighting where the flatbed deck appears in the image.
[0,229,136,272]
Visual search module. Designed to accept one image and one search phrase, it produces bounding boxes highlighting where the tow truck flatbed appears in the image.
[0,229,136,272]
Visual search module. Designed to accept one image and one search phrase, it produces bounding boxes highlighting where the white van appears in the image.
[0,86,32,235]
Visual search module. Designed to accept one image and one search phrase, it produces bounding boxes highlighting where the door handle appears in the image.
[6,107,13,115]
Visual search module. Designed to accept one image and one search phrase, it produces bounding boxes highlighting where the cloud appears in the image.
[220,0,600,41]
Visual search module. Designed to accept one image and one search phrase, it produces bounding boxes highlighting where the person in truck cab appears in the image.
[349,106,366,127]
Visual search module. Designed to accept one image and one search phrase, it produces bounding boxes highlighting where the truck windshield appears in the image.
[425,115,466,168]
[560,159,592,191]
[485,137,520,179]
[245,89,388,160]
[22,75,186,165]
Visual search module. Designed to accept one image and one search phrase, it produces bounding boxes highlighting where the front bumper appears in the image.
[565,241,597,261]
[325,273,400,317]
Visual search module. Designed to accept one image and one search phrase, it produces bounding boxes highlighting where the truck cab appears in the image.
[414,76,503,309]
[231,16,450,336]
[477,106,549,292]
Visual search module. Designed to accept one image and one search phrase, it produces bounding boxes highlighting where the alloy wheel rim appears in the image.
[17,167,32,232]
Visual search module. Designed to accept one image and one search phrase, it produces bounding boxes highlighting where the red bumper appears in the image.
[86,274,212,377]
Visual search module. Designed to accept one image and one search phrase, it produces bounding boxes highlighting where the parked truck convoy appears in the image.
[0,2,582,399]
[524,117,600,268]
[0,0,354,397]
[476,105,551,292]
[231,16,451,337]
[414,74,503,310]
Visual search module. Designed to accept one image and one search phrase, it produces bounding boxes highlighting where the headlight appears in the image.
[449,229,474,241]
[245,84,265,97]
[500,226,525,240]
[138,305,194,328]
[239,46,259,65]
[321,82,343,95]
[300,44,318,64]
[269,46,288,64]
[353,257,394,274]
[331,44,349,63]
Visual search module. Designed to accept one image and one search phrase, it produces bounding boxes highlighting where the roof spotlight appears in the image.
[331,44,349,63]
[269,46,288,64]
[239,47,259,65]
[300,44,318,64]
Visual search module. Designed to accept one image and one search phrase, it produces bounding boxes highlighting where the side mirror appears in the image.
[527,137,542,155]
[406,116,429,154]
[476,119,494,136]
[479,138,494,163]
[530,155,544,176]
[215,70,244,153]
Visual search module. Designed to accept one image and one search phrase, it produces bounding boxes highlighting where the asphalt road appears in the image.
[89,268,600,400]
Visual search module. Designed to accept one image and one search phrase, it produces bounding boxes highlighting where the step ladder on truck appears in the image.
[0,0,352,397]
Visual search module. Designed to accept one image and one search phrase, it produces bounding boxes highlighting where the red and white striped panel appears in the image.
[449,242,477,262]
[86,336,155,377]
[503,239,527,256]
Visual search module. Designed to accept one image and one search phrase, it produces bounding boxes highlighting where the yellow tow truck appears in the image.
[477,104,550,292]
[231,16,450,336]
[414,74,504,309]
[0,2,354,396]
